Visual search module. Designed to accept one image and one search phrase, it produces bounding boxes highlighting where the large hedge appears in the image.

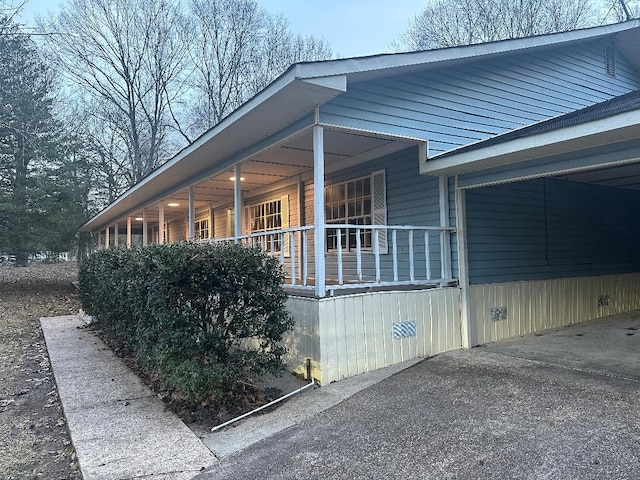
[78,242,293,402]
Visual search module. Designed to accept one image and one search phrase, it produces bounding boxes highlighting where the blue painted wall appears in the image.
[466,178,640,285]
[320,38,640,156]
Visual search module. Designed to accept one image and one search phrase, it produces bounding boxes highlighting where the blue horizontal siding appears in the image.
[466,179,640,285]
[320,38,640,156]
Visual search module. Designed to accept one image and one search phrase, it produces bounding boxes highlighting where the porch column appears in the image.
[439,176,452,282]
[158,203,165,244]
[455,182,472,349]
[188,186,195,240]
[97,232,102,250]
[234,164,242,242]
[114,223,119,247]
[142,210,148,246]
[313,125,326,298]
[126,217,132,247]
[105,226,110,249]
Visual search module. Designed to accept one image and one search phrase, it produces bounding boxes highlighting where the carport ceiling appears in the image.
[554,159,640,190]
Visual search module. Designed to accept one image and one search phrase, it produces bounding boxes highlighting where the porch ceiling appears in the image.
[114,128,419,224]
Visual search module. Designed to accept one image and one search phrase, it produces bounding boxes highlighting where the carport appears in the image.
[422,90,640,346]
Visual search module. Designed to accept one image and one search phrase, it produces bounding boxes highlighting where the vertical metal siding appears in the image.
[320,39,640,156]
[284,296,321,380]
[470,273,640,345]
[314,288,461,384]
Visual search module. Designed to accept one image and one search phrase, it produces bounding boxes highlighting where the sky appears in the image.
[16,0,427,58]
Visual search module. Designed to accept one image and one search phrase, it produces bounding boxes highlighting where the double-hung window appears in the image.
[242,195,290,254]
[325,169,387,253]
[194,218,209,240]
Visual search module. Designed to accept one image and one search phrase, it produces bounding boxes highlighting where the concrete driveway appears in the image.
[195,311,640,480]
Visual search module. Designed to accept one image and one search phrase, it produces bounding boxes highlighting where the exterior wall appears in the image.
[320,39,640,156]
[303,147,452,284]
[283,296,321,380]
[465,178,640,285]
[212,183,300,240]
[469,273,640,345]
[286,287,462,385]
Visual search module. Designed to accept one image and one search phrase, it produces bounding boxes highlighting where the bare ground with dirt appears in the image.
[0,263,81,480]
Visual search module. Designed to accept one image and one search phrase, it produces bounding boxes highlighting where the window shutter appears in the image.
[243,206,250,236]
[372,169,387,254]
[281,195,290,257]
[226,208,233,238]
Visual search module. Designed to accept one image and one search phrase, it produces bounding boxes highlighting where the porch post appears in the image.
[105,226,110,249]
[234,164,242,242]
[439,176,452,282]
[313,125,326,298]
[455,180,472,349]
[188,186,195,240]
[97,232,102,250]
[142,210,148,246]
[114,223,119,247]
[158,203,165,244]
[126,216,132,247]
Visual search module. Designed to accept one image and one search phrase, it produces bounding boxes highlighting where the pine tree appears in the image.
[0,17,89,264]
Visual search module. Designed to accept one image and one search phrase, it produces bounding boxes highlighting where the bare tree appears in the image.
[600,0,640,22]
[395,0,598,51]
[187,0,332,136]
[40,0,190,185]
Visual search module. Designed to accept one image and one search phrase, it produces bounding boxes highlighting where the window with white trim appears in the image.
[194,218,209,240]
[325,170,387,253]
[243,195,290,254]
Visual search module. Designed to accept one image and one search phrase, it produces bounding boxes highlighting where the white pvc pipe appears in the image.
[210,379,316,432]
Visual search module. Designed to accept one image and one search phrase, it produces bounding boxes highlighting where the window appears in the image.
[194,218,209,240]
[325,170,387,253]
[238,195,290,254]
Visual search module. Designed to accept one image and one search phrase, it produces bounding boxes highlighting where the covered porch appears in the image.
[89,122,456,299]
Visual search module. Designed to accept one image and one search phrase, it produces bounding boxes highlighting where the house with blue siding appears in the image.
[81,20,640,384]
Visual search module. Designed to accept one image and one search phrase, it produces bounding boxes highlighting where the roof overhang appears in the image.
[420,109,640,177]
[80,73,347,232]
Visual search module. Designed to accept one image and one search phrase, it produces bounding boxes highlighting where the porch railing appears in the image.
[204,224,456,295]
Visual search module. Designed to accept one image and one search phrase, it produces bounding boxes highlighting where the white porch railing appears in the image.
[203,224,456,296]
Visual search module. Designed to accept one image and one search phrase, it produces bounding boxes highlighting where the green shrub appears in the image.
[78,242,293,402]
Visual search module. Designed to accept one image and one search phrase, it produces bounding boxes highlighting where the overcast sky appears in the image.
[17,0,427,58]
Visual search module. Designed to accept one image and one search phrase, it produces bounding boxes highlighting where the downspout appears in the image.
[210,379,316,432]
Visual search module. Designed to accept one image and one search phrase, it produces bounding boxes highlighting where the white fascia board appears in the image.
[421,110,640,176]
[294,20,640,80]
[301,74,347,92]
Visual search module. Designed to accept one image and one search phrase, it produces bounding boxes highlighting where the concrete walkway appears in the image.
[42,315,423,479]
[41,316,216,480]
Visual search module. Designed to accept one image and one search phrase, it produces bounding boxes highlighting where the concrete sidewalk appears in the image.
[42,315,423,479]
[41,316,216,480]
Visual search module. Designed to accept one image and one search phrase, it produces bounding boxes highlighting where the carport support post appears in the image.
[313,124,326,298]
[158,203,165,244]
[142,210,148,246]
[188,186,195,240]
[234,164,242,242]
[439,176,452,282]
[126,217,132,247]
[455,182,472,349]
